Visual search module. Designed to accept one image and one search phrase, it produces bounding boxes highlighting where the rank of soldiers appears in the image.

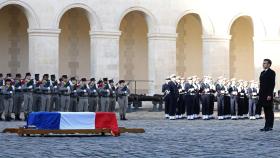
[0,73,130,121]
[162,74,261,120]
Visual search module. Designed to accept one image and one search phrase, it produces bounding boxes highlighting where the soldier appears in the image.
[109,79,117,112]
[237,80,247,119]
[193,76,201,119]
[59,75,71,112]
[162,77,170,119]
[88,78,99,112]
[0,73,4,120]
[22,73,33,118]
[1,79,15,121]
[176,76,185,119]
[69,77,78,112]
[117,80,130,120]
[228,78,239,120]
[200,76,211,120]
[216,76,226,120]
[40,74,52,112]
[33,74,41,112]
[208,77,216,119]
[97,79,103,111]
[247,80,259,120]
[185,77,195,120]
[168,74,178,120]
[223,78,231,119]
[100,78,110,112]
[77,78,89,112]
[50,75,59,111]
[13,73,24,120]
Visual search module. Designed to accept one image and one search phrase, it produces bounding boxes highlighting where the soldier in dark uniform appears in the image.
[22,73,33,118]
[162,77,170,119]
[237,80,247,119]
[13,73,24,120]
[176,77,185,119]
[2,79,14,121]
[247,80,258,120]
[185,77,195,120]
[228,78,239,119]
[88,78,99,112]
[223,78,231,119]
[100,78,110,112]
[40,74,52,112]
[193,76,201,119]
[33,74,41,112]
[50,75,60,111]
[0,73,4,120]
[208,77,216,119]
[109,79,117,112]
[216,77,226,120]
[97,79,103,111]
[77,78,90,112]
[168,74,178,120]
[69,77,78,112]
[59,75,71,112]
[200,76,211,120]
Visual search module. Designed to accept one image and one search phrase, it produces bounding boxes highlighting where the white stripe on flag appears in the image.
[59,112,96,129]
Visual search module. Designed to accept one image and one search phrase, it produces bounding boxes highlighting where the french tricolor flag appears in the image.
[27,112,119,134]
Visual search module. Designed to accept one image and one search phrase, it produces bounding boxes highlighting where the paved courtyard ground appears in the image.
[1,107,280,158]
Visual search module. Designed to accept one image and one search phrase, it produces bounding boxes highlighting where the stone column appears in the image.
[90,30,121,80]
[148,33,177,94]
[202,35,231,79]
[254,37,280,90]
[28,29,60,77]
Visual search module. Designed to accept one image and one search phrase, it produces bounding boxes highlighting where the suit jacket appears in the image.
[259,68,276,99]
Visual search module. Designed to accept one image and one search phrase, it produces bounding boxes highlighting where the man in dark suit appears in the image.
[259,59,276,131]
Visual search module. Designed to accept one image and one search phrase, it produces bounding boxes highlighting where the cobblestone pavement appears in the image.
[1,110,280,158]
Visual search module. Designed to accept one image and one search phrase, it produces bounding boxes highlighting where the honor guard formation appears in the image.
[0,73,130,121]
[162,74,261,120]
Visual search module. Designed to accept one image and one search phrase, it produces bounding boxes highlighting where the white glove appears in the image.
[28,86,33,89]
[107,89,110,92]
[74,90,77,93]
[10,91,13,94]
[93,90,96,92]
[54,86,57,89]
[124,91,127,94]
[18,86,21,89]
[84,90,86,92]
[48,87,50,90]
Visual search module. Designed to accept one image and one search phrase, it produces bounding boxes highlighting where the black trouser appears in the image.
[238,97,246,116]
[256,100,262,115]
[224,96,231,115]
[209,94,215,115]
[194,94,200,115]
[185,94,194,115]
[259,98,274,128]
[176,95,184,116]
[164,95,170,115]
[169,95,177,116]
[201,94,210,115]
[217,95,224,116]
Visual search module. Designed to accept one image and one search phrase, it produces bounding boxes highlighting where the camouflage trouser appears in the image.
[78,97,88,112]
[101,97,109,112]
[23,92,33,113]
[33,93,41,112]
[0,95,3,113]
[118,96,128,117]
[70,97,78,112]
[60,95,70,112]
[3,97,13,115]
[50,94,60,112]
[109,97,116,112]
[41,94,51,112]
[88,97,98,112]
[13,92,24,115]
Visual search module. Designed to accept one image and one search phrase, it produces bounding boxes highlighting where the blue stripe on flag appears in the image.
[27,112,61,130]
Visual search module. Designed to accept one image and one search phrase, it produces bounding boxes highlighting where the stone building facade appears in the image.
[0,0,280,94]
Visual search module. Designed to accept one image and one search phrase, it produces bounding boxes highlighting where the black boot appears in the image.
[120,115,123,120]
[123,115,127,120]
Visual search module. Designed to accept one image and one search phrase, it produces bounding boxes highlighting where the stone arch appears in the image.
[0,0,39,28]
[117,6,158,33]
[175,10,214,35]
[54,3,102,31]
[228,13,266,38]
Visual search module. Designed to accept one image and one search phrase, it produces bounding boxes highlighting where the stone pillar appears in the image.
[202,35,231,79]
[254,37,280,90]
[148,33,177,94]
[28,29,60,77]
[90,31,121,80]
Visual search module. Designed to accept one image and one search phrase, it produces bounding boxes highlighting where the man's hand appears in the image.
[267,96,272,101]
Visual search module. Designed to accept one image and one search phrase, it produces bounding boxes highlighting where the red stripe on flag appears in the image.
[95,112,119,135]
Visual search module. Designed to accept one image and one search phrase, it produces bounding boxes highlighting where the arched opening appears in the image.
[119,11,149,94]
[176,13,203,78]
[230,16,254,80]
[0,5,29,75]
[59,8,90,79]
